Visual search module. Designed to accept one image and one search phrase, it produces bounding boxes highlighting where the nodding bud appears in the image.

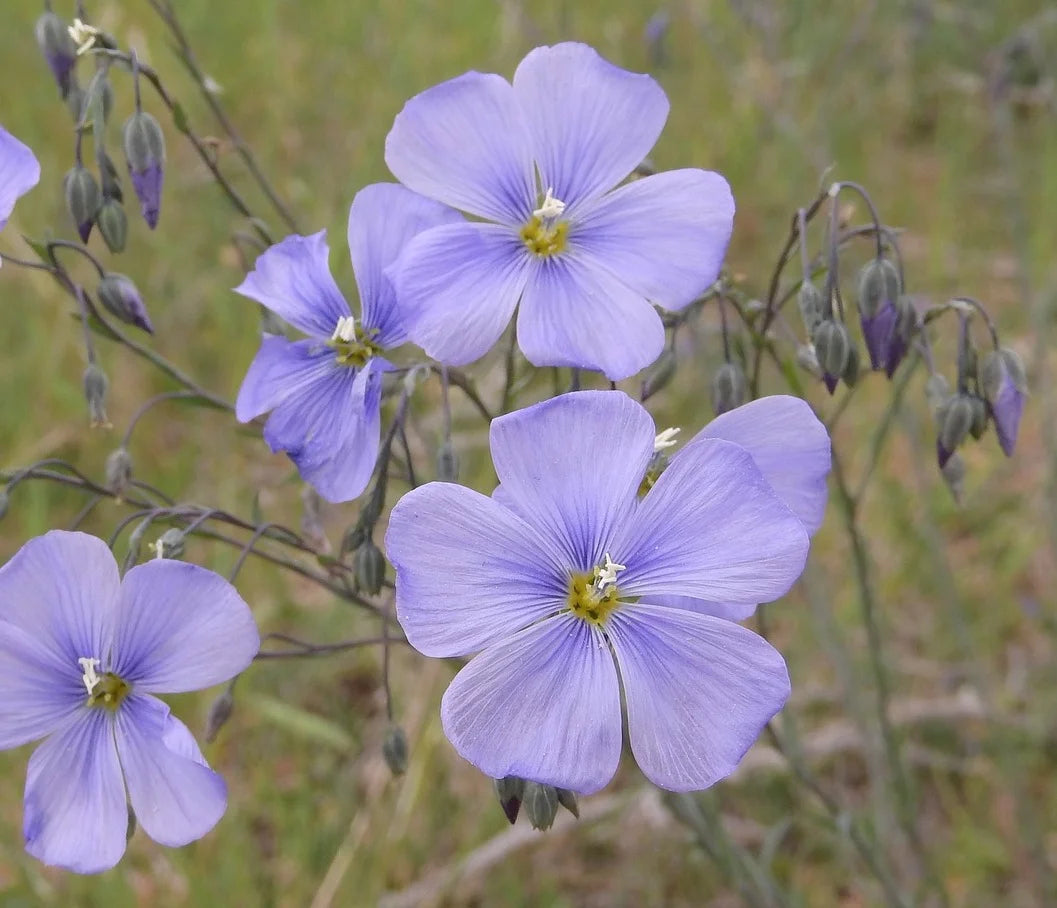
[812,320,850,394]
[98,273,153,333]
[35,10,78,98]
[796,343,822,378]
[797,281,824,336]
[122,111,165,229]
[841,341,861,387]
[523,782,559,831]
[354,540,386,595]
[98,149,123,203]
[980,347,1027,457]
[936,393,975,467]
[856,258,901,319]
[884,294,918,377]
[710,361,747,416]
[64,165,100,243]
[436,440,459,482]
[493,776,525,825]
[640,347,676,402]
[382,725,409,776]
[925,373,951,416]
[205,687,235,743]
[555,788,580,819]
[968,394,989,440]
[153,528,186,559]
[97,199,128,254]
[83,363,109,427]
[941,452,966,504]
[105,446,133,497]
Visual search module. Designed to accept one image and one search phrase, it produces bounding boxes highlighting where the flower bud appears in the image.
[797,281,824,336]
[65,82,85,123]
[796,343,821,378]
[83,363,109,427]
[355,540,386,595]
[925,373,950,417]
[640,347,676,402]
[494,776,525,824]
[841,341,861,387]
[105,446,132,497]
[856,258,900,319]
[382,725,409,776]
[980,347,1027,457]
[968,394,989,440]
[35,10,77,98]
[205,687,235,743]
[936,393,975,467]
[97,198,128,254]
[710,361,747,416]
[98,273,153,333]
[123,111,165,229]
[812,320,850,394]
[341,522,366,558]
[436,440,459,482]
[523,781,559,831]
[98,149,123,202]
[555,788,580,819]
[884,294,918,377]
[941,452,966,504]
[64,165,100,243]
[153,528,186,559]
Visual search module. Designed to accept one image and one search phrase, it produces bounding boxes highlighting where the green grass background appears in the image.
[1,0,1055,905]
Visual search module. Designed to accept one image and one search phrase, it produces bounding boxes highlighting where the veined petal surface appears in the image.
[0,125,41,233]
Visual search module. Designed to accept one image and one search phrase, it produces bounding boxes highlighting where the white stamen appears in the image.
[69,19,101,56]
[533,188,567,221]
[78,657,101,695]
[593,553,626,593]
[331,315,357,344]
[653,427,681,451]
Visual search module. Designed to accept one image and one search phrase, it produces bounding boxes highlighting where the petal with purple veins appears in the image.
[0,126,41,234]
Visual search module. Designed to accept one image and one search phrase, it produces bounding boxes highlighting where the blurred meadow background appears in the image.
[1,0,1056,905]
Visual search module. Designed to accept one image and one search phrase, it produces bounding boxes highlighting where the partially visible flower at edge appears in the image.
[386,391,831,794]
[384,42,735,381]
[0,530,259,874]
[0,126,42,256]
[234,182,461,502]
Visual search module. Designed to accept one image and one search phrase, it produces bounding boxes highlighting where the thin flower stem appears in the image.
[121,390,202,448]
[255,634,407,660]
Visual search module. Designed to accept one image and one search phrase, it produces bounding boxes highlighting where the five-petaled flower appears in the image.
[0,125,41,254]
[235,182,460,502]
[0,531,259,873]
[384,42,735,381]
[386,391,830,793]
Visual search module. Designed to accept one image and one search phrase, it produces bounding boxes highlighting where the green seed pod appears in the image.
[797,281,824,335]
[355,540,386,595]
[494,776,525,825]
[97,198,128,254]
[710,361,747,416]
[523,782,559,831]
[856,258,900,319]
[382,725,409,776]
[65,165,101,243]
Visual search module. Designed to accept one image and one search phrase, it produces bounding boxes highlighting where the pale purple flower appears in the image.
[384,42,735,381]
[235,183,460,502]
[0,531,259,874]
[0,126,41,245]
[386,391,829,793]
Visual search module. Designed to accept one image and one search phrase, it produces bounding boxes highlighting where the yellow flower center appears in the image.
[79,657,131,711]
[521,187,570,258]
[329,316,381,368]
[567,554,625,626]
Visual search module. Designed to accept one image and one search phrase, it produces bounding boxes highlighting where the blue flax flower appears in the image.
[0,531,259,873]
[0,125,41,248]
[384,42,735,381]
[235,183,460,502]
[387,392,830,793]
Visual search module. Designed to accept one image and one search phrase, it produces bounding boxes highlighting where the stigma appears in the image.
[328,316,381,368]
[533,188,567,221]
[78,657,101,695]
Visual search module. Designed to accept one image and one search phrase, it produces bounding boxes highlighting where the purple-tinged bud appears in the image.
[980,348,1027,456]
[382,725,408,776]
[856,258,900,320]
[97,199,128,253]
[936,393,975,467]
[884,294,918,377]
[797,281,824,336]
[859,298,897,371]
[98,273,153,333]
[555,788,579,819]
[494,776,525,825]
[64,165,100,243]
[812,320,850,394]
[35,10,78,98]
[205,686,235,743]
[123,112,165,229]
[710,361,747,416]
[523,781,559,831]
[640,347,676,402]
[436,439,459,482]
[83,363,109,428]
[105,446,132,497]
[355,540,386,595]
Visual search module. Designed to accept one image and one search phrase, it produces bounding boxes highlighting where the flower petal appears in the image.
[235,336,327,423]
[388,482,568,657]
[110,561,258,693]
[23,710,127,873]
[385,71,534,223]
[234,231,350,338]
[0,126,41,233]
[608,604,789,790]
[516,253,665,380]
[512,43,668,208]
[643,595,758,622]
[347,182,463,347]
[0,620,84,748]
[617,439,809,605]
[0,530,119,669]
[441,614,621,794]
[489,391,655,568]
[696,395,831,535]
[116,695,226,847]
[389,221,529,366]
[574,169,734,310]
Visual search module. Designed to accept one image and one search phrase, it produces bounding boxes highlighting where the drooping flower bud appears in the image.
[883,294,918,377]
[205,686,235,742]
[936,393,975,467]
[980,347,1027,456]
[152,527,186,560]
[83,362,109,427]
[856,258,900,320]
[796,343,821,378]
[355,540,386,595]
[105,446,132,497]
[98,273,153,333]
[35,9,78,98]
[925,373,950,417]
[841,340,861,387]
[640,347,676,402]
[710,361,747,416]
[122,111,165,228]
[968,394,989,440]
[382,725,409,776]
[523,782,560,831]
[812,320,850,394]
[941,452,966,504]
[97,198,128,253]
[797,281,824,336]
[64,164,100,243]
[493,776,525,825]
[436,440,459,482]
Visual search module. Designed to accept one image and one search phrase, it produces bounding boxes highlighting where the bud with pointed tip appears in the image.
[97,198,128,253]
[812,320,850,394]
[941,453,966,504]
[123,111,165,229]
[797,281,824,336]
[98,273,153,333]
[35,10,78,98]
[64,165,100,243]
[382,725,408,776]
[523,781,559,831]
[640,347,676,402]
[968,394,989,440]
[841,341,861,387]
[856,258,901,320]
[494,776,525,825]
[355,540,385,595]
[980,348,1027,456]
[936,393,975,467]
[105,446,133,496]
[436,440,459,482]
[83,363,109,427]
[883,294,918,377]
[710,361,747,416]
[555,788,579,819]
[205,687,235,743]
